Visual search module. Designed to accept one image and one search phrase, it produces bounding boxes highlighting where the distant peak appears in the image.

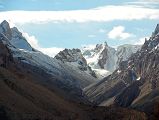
[0,20,12,39]
[0,20,10,29]
[103,41,108,46]
[153,24,159,36]
[1,20,9,25]
[96,42,108,50]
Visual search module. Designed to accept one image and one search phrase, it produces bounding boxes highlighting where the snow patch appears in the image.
[136,77,141,81]
[93,69,111,79]
[117,70,121,73]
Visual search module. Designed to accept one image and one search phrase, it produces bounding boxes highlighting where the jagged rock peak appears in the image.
[153,24,159,36]
[0,20,11,33]
[55,48,97,78]
[95,41,108,50]
[55,48,86,63]
[0,20,10,30]
[0,20,12,39]
[142,23,159,50]
[0,20,33,51]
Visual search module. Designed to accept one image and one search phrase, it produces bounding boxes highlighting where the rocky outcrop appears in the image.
[55,48,97,78]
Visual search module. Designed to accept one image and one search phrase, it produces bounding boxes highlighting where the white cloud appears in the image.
[139,0,159,2]
[23,32,63,57]
[0,5,159,24]
[127,1,159,5]
[99,29,106,33]
[108,26,133,40]
[23,32,40,48]
[39,47,64,57]
[135,36,149,45]
[88,34,96,38]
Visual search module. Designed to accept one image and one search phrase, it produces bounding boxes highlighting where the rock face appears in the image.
[0,40,12,68]
[116,44,141,67]
[55,48,97,78]
[84,23,159,119]
[82,42,140,78]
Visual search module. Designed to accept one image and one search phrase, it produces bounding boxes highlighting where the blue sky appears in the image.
[0,0,159,56]
[0,0,140,11]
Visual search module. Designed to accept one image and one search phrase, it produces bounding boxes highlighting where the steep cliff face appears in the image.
[84,24,159,118]
[116,44,141,67]
[0,39,12,68]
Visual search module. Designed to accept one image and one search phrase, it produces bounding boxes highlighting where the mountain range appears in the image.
[0,20,158,120]
[84,23,159,120]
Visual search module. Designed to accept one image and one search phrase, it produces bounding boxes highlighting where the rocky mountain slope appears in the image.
[0,20,97,90]
[82,42,140,78]
[55,48,97,78]
[0,20,86,102]
[0,20,148,120]
[84,24,159,120]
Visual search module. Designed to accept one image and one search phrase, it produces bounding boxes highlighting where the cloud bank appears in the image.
[23,32,63,57]
[108,26,133,40]
[0,5,159,24]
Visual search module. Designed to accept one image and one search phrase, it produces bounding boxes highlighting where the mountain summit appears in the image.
[0,20,33,51]
[82,42,141,78]
[55,48,97,78]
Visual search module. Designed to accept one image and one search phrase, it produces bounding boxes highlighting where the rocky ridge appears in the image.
[55,48,96,78]
[84,23,159,119]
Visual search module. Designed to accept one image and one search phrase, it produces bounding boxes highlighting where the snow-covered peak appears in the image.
[0,20,33,51]
[81,42,116,78]
[82,42,141,78]
[82,42,108,59]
